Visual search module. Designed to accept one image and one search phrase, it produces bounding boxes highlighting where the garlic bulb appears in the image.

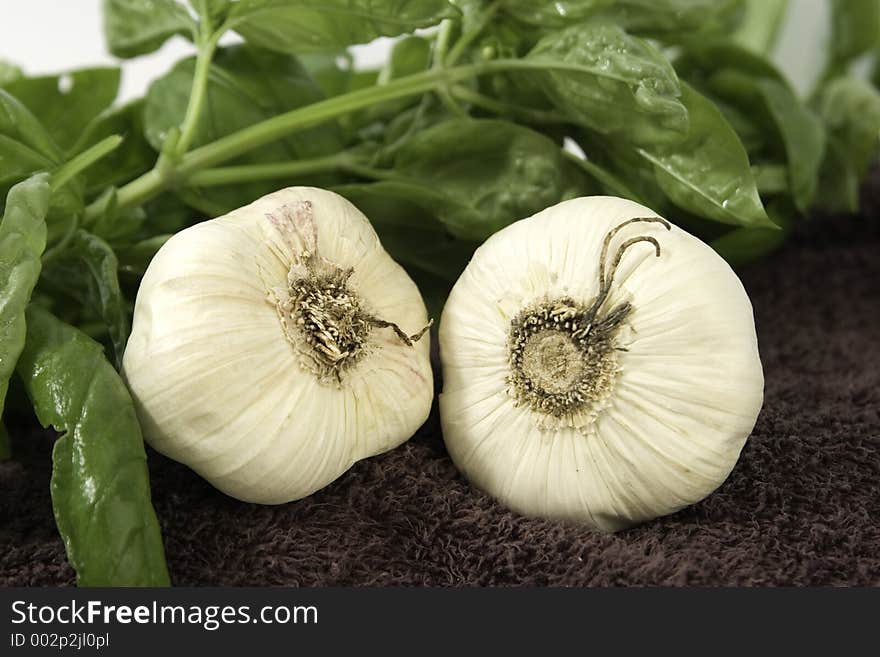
[439,196,763,531]
[123,187,433,504]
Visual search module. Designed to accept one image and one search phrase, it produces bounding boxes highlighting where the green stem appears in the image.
[175,25,223,157]
[178,65,485,174]
[446,0,501,66]
[113,169,165,214]
[433,19,455,66]
[176,57,586,172]
[51,135,123,192]
[188,156,399,188]
[187,153,351,187]
[432,19,467,117]
[82,58,587,223]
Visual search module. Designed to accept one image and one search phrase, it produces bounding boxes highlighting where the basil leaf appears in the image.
[815,136,860,213]
[102,0,195,58]
[0,89,62,185]
[577,132,669,210]
[86,188,148,244]
[388,118,593,240]
[3,68,120,153]
[711,95,766,153]
[819,77,880,180]
[675,40,784,82]
[752,163,789,195]
[636,83,772,228]
[732,0,789,54]
[379,99,452,154]
[673,42,775,157]
[473,7,542,61]
[144,193,196,235]
[815,77,880,212]
[829,0,880,72]
[144,45,345,212]
[298,51,355,98]
[567,154,648,206]
[525,23,687,146]
[500,0,744,37]
[675,41,824,210]
[0,89,91,226]
[194,0,232,22]
[0,174,51,419]
[748,79,824,211]
[0,135,54,187]
[16,305,170,587]
[379,36,432,83]
[76,102,155,195]
[708,71,825,211]
[40,230,130,369]
[228,0,456,54]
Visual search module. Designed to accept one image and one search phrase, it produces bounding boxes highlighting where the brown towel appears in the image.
[2,180,878,587]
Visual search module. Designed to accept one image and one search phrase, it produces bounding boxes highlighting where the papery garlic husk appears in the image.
[439,196,764,532]
[123,187,433,504]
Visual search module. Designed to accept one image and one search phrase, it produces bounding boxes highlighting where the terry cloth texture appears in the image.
[1,188,879,587]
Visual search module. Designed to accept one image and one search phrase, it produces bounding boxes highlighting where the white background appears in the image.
[0,0,831,100]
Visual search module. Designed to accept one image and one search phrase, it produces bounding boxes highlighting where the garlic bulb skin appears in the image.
[123,187,432,504]
[439,196,763,532]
